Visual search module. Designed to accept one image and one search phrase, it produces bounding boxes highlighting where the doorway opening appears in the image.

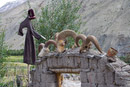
[57,73,81,87]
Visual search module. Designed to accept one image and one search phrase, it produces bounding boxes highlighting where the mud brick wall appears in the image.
[29,48,130,87]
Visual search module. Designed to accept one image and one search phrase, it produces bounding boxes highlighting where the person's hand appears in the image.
[41,35,46,40]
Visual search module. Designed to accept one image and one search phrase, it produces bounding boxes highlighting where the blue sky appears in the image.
[0,0,16,8]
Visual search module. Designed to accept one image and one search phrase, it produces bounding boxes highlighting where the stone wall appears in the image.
[29,48,130,87]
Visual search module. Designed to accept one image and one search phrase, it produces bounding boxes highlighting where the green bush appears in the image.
[120,55,130,64]
[33,0,82,53]
[7,49,24,56]
[0,30,7,58]
[0,30,7,78]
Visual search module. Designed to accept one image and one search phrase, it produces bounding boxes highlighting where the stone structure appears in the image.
[29,48,130,87]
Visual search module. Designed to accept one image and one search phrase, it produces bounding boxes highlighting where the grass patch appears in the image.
[0,56,28,87]
[4,56,23,62]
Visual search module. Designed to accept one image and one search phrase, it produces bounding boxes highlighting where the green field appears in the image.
[0,56,28,87]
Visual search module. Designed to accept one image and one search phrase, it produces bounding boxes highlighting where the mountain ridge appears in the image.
[0,0,27,13]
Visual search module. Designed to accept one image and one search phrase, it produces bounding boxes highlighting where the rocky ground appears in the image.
[62,79,81,87]
[62,74,81,87]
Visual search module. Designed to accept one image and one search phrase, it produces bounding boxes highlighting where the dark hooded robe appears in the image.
[18,17,41,65]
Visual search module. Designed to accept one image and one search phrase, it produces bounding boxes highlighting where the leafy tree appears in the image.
[33,0,82,52]
[0,30,7,58]
[0,30,7,78]
[0,17,8,83]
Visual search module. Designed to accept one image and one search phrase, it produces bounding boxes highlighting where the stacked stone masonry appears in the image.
[29,48,130,87]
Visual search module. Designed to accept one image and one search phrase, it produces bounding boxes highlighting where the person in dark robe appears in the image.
[18,9,46,65]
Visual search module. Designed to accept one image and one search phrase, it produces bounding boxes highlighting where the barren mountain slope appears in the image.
[0,0,26,13]
[0,0,130,56]
[79,0,130,56]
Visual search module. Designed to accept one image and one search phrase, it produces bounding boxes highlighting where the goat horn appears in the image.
[44,40,57,48]
[75,34,87,47]
[86,35,102,53]
[38,43,44,53]
[55,32,59,41]
[57,29,77,41]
